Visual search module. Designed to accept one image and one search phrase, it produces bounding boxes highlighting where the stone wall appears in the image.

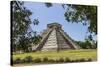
[41,29,57,51]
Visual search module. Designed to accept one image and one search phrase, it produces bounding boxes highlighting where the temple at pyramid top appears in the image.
[47,22,62,29]
[33,22,80,51]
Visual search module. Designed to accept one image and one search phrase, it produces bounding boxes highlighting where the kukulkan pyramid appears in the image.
[33,23,80,51]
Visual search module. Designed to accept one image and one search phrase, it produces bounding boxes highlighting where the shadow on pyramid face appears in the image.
[34,22,80,51]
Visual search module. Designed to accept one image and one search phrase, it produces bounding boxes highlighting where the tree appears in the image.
[11,1,39,52]
[64,5,97,35]
[31,35,42,45]
[45,3,52,8]
[75,38,97,49]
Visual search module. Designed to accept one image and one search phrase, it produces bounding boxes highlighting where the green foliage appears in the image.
[11,1,33,52]
[43,57,48,62]
[31,35,42,45]
[64,5,97,35]
[87,58,92,62]
[33,58,41,63]
[48,59,55,63]
[58,58,64,62]
[13,58,22,64]
[13,50,95,64]
[11,1,41,52]
[23,56,33,63]
[12,1,32,36]
[18,36,31,52]
[75,39,97,49]
[45,3,52,8]
[33,19,39,25]
[65,57,71,62]
[13,57,93,64]
[79,58,86,62]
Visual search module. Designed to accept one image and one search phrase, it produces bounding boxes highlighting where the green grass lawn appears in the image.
[13,49,97,61]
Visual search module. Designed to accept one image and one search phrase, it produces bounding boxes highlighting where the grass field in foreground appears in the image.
[13,49,97,61]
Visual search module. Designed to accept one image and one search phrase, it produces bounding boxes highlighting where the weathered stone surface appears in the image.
[42,29,57,51]
[35,23,80,51]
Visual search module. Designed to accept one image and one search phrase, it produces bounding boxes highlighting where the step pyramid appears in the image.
[35,23,80,51]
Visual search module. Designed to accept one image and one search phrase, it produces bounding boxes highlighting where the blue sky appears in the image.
[24,2,92,41]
